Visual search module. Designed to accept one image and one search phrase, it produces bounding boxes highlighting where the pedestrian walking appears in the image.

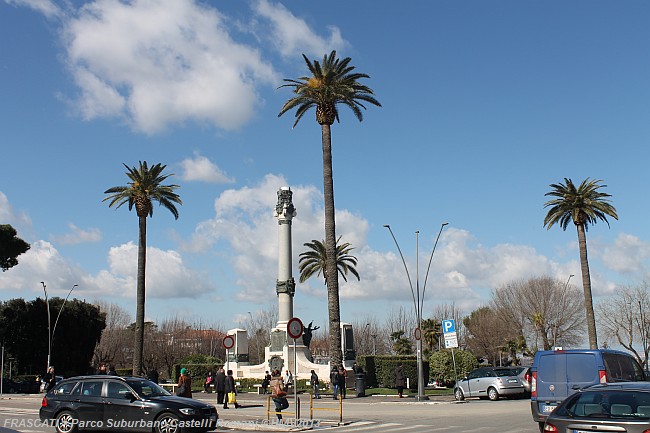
[262,371,271,394]
[177,368,192,398]
[330,367,340,400]
[311,369,320,398]
[395,363,406,398]
[223,369,241,409]
[270,369,289,420]
[215,368,226,405]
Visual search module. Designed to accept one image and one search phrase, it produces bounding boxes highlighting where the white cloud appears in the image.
[0,191,32,229]
[50,223,102,245]
[91,242,215,299]
[0,241,84,296]
[180,154,234,184]
[61,0,278,134]
[252,0,346,58]
[600,233,650,274]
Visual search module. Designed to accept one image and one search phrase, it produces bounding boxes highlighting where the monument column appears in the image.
[274,187,296,329]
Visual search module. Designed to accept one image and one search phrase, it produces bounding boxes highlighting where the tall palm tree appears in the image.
[103,161,181,375]
[543,178,618,350]
[279,50,380,366]
[298,237,360,284]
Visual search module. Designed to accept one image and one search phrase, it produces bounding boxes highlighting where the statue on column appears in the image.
[302,321,320,348]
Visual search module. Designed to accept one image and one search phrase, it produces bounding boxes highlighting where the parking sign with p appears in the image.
[442,319,456,334]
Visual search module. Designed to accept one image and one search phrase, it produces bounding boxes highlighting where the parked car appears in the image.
[543,382,650,433]
[454,367,525,401]
[39,376,218,433]
[509,366,531,395]
[530,349,645,431]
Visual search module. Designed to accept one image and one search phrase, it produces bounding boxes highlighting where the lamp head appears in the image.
[383,224,390,228]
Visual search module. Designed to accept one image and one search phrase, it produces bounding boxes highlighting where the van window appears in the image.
[538,353,598,383]
[603,353,645,382]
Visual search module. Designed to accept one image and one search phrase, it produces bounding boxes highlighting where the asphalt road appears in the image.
[0,392,540,433]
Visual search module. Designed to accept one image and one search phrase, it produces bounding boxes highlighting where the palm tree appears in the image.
[543,178,618,350]
[298,237,360,284]
[421,318,441,352]
[103,161,181,375]
[279,50,380,366]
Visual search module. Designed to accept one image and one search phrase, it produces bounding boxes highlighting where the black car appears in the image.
[543,382,650,433]
[39,376,217,433]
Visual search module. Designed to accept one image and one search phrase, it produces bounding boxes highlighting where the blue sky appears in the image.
[1,0,649,336]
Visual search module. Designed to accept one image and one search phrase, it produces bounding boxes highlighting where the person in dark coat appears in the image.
[395,363,406,398]
[337,365,347,399]
[44,366,57,393]
[262,371,271,394]
[214,368,226,405]
[148,368,159,384]
[223,369,240,409]
[330,367,340,400]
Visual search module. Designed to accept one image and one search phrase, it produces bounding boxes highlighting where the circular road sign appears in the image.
[222,335,235,349]
[287,317,304,340]
[414,327,422,341]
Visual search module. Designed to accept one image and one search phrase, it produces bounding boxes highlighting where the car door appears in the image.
[103,380,153,432]
[474,369,494,398]
[75,380,105,425]
[465,369,483,397]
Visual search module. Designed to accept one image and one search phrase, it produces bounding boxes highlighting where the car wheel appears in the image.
[155,413,180,433]
[487,387,499,401]
[454,387,465,401]
[54,411,78,433]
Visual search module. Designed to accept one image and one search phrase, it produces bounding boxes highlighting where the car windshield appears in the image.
[561,390,650,419]
[494,369,515,377]
[126,379,171,398]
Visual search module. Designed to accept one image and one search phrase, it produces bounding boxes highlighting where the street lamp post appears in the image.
[384,222,449,401]
[42,282,78,370]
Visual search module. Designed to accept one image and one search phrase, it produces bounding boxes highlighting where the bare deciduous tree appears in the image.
[598,282,650,369]
[492,276,585,351]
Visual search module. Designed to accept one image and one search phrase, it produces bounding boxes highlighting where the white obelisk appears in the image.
[274,187,296,329]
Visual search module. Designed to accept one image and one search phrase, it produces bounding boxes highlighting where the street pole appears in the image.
[52,284,77,355]
[384,222,449,402]
[41,282,51,370]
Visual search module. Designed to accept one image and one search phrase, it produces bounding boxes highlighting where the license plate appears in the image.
[508,379,517,383]
[543,405,557,413]
[572,430,590,433]
[210,415,217,422]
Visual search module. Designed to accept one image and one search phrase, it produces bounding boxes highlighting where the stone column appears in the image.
[274,187,296,328]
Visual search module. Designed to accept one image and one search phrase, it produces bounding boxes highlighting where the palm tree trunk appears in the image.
[321,123,342,367]
[576,223,598,349]
[133,215,147,375]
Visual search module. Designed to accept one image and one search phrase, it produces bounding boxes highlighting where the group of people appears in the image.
[176,368,240,409]
[330,364,348,400]
[95,362,117,375]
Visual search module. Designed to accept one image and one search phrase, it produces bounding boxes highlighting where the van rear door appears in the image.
[535,352,599,413]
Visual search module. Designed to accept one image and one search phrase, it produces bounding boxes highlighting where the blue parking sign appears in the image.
[442,319,456,334]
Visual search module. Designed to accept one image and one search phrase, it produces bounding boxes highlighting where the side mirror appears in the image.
[124,392,137,401]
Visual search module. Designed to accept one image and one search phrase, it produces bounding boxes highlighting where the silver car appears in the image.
[544,382,650,433]
[454,367,525,401]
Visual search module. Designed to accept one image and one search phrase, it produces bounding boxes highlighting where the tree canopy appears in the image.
[0,224,30,271]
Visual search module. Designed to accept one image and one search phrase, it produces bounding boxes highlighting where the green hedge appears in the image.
[358,355,429,389]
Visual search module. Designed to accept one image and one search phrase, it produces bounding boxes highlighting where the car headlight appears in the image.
[179,408,196,415]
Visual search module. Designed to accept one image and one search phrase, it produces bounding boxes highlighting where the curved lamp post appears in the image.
[384,222,449,401]
[42,282,78,370]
